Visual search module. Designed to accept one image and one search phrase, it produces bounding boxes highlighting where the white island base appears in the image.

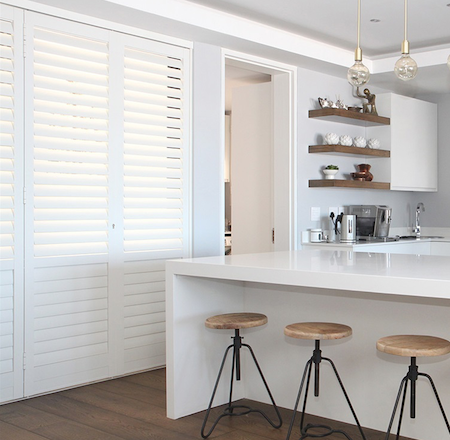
[166,250,450,440]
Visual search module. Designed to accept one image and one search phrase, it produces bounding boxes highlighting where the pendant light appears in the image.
[394,0,418,81]
[347,0,370,86]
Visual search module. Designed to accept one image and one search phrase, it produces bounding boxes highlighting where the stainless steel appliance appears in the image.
[348,205,392,239]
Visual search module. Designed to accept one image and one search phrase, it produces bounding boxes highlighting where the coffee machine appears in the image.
[348,205,392,239]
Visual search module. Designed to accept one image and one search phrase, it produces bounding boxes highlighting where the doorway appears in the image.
[223,54,297,255]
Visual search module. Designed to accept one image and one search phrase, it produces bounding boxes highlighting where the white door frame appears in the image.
[221,49,298,252]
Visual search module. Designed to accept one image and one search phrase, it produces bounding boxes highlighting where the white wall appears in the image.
[191,42,224,257]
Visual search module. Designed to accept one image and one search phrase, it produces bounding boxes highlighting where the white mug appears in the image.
[310,229,323,242]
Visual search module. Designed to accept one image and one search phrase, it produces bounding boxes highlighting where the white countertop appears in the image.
[167,249,450,300]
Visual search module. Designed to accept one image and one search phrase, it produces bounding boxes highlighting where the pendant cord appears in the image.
[404,0,408,42]
[357,0,361,50]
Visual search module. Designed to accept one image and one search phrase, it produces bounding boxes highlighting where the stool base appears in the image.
[385,356,450,440]
[300,424,353,440]
[201,329,282,438]
[286,340,366,440]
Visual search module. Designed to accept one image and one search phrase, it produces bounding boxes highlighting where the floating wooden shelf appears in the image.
[309,108,390,126]
[309,144,390,157]
[309,179,390,190]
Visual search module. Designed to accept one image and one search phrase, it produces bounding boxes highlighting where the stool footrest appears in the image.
[300,423,352,439]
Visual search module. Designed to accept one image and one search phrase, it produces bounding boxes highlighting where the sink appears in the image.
[399,235,444,240]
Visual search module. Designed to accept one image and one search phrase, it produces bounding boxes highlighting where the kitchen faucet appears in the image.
[413,202,425,237]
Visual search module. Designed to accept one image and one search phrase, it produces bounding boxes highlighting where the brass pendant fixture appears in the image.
[347,0,370,86]
[394,0,418,81]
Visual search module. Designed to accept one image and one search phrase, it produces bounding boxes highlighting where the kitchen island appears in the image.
[166,250,450,440]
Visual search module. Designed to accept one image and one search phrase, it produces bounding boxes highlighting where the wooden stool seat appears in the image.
[205,312,267,330]
[377,335,450,357]
[284,322,352,340]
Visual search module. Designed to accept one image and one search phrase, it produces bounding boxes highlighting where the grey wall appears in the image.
[296,67,418,242]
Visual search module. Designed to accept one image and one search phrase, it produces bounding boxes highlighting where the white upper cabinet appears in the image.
[368,93,438,192]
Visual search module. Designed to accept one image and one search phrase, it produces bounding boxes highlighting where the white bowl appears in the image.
[323,169,338,179]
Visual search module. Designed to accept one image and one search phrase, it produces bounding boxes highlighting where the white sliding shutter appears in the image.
[22,12,190,397]
[0,6,24,403]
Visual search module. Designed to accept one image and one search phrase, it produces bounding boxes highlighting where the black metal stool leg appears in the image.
[299,358,313,432]
[395,379,408,440]
[201,343,234,438]
[243,343,282,428]
[384,375,408,440]
[419,372,450,434]
[285,358,313,440]
[201,330,282,438]
[324,356,367,440]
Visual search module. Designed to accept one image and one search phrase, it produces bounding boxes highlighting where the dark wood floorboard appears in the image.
[0,368,415,440]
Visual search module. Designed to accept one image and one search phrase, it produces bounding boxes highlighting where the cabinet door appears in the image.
[390,95,437,191]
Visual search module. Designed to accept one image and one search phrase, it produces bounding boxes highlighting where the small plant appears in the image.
[325,164,339,170]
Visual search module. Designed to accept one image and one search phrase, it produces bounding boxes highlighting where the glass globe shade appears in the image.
[347,60,370,87]
[394,54,418,81]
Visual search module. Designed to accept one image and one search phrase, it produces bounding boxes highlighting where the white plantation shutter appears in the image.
[123,47,185,258]
[19,12,190,398]
[0,7,24,403]
[24,15,113,396]
[121,38,189,372]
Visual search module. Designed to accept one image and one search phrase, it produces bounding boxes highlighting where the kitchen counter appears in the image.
[166,250,450,440]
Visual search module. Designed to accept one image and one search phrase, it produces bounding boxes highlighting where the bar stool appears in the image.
[201,312,282,438]
[284,322,366,440]
[377,334,450,439]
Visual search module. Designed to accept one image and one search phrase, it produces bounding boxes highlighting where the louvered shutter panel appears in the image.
[25,16,112,396]
[0,7,24,403]
[123,47,184,258]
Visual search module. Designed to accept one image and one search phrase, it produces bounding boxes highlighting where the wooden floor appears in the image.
[0,368,415,440]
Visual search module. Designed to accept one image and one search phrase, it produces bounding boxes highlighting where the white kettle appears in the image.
[340,215,357,243]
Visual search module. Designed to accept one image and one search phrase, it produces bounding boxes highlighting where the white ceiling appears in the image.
[186,0,450,59]
[22,0,450,96]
